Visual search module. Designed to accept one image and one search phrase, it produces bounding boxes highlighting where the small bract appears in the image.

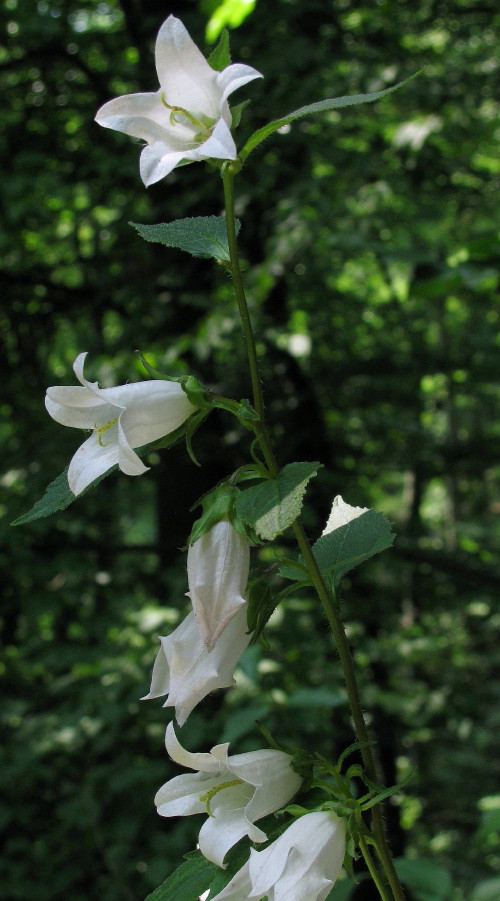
[45,352,195,495]
[95,15,262,186]
[154,722,302,867]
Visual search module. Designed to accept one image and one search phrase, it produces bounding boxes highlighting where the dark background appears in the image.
[1,1,499,899]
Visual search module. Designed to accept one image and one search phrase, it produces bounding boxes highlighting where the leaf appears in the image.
[393,858,453,901]
[130,216,240,261]
[311,509,394,587]
[11,466,116,525]
[239,73,421,162]
[235,462,321,540]
[144,854,217,901]
[207,28,231,71]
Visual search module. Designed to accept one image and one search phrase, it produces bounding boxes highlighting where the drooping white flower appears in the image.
[141,607,252,726]
[154,722,302,868]
[210,811,346,901]
[95,15,262,186]
[322,495,369,536]
[187,520,250,650]
[45,352,195,496]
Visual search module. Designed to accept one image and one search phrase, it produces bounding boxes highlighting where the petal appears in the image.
[208,860,252,901]
[116,418,149,477]
[188,521,249,649]
[45,388,110,429]
[95,92,177,144]
[67,432,119,496]
[140,141,192,186]
[140,642,170,700]
[155,16,218,119]
[155,770,220,817]
[164,721,229,774]
[216,63,263,106]
[190,117,237,162]
[117,381,195,448]
[248,813,346,901]
[164,607,252,725]
[199,782,266,867]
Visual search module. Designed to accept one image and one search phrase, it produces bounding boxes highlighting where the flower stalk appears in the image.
[221,164,406,901]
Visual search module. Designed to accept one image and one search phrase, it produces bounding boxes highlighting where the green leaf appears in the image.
[235,461,321,540]
[145,854,217,901]
[207,27,231,71]
[311,509,394,587]
[239,72,421,162]
[393,858,453,901]
[130,216,240,261]
[11,466,116,525]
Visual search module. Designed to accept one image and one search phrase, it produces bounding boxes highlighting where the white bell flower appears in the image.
[45,352,195,496]
[210,811,346,901]
[95,15,262,186]
[322,495,369,535]
[141,607,252,726]
[187,520,250,650]
[154,722,303,868]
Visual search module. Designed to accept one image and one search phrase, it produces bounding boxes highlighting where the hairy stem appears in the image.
[222,162,406,901]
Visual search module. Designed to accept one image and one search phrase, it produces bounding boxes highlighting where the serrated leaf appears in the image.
[239,72,421,162]
[145,854,217,901]
[311,509,394,587]
[130,216,240,261]
[235,462,321,540]
[207,28,231,71]
[11,465,116,525]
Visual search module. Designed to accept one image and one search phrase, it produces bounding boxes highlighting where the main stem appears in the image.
[222,163,406,901]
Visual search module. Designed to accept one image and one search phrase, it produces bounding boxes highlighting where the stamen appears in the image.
[94,417,118,447]
[160,92,212,139]
[199,779,244,817]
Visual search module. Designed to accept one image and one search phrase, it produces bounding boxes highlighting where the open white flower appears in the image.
[45,352,195,496]
[322,495,369,535]
[154,722,302,868]
[141,607,252,726]
[95,15,262,186]
[188,520,250,650]
[210,811,346,901]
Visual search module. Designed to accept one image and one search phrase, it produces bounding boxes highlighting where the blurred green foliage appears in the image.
[1,0,499,899]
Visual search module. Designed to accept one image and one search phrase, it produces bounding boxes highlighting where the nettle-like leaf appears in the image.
[11,427,189,526]
[280,510,394,586]
[312,510,394,587]
[235,462,321,541]
[11,466,115,525]
[131,216,240,261]
[239,73,420,162]
[144,853,217,901]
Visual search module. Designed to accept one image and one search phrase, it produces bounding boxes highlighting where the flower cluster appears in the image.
[44,15,352,901]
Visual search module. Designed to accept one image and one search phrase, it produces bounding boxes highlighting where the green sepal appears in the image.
[358,772,414,811]
[187,482,257,546]
[181,375,212,409]
[231,99,251,130]
[207,27,231,71]
[184,410,211,467]
[236,398,260,429]
[137,352,174,381]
